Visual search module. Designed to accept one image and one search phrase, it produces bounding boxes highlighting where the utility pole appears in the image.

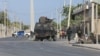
[3,0,7,37]
[21,21,23,30]
[30,0,35,32]
[96,4,98,44]
[6,9,8,36]
[59,13,62,31]
[50,12,53,19]
[83,0,86,35]
[56,9,59,39]
[64,0,66,7]
[14,13,17,32]
[17,17,21,31]
[58,9,62,31]
[56,8,62,39]
[18,18,22,31]
[67,0,72,28]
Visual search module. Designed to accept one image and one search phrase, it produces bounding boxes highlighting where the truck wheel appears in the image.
[53,38,56,41]
[40,38,43,41]
[51,36,56,41]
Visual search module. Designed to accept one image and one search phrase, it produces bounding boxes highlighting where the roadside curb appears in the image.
[72,44,100,50]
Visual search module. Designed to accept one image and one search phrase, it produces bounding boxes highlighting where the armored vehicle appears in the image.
[34,16,56,41]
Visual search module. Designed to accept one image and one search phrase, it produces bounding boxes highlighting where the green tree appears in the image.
[62,4,83,27]
[0,11,11,27]
[62,5,75,27]
[11,21,30,30]
[11,21,21,28]
[62,5,75,16]
[52,21,57,28]
[23,25,29,30]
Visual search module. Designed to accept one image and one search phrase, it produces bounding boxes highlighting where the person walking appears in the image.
[67,27,72,43]
[77,27,84,43]
[60,30,66,39]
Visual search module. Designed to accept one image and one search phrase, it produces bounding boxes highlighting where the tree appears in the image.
[52,21,57,28]
[0,11,11,27]
[0,11,30,30]
[23,25,29,30]
[11,21,21,28]
[11,21,30,30]
[62,5,75,27]
[62,5,75,17]
[62,4,83,27]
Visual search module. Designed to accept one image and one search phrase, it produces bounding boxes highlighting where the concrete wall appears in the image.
[0,24,20,38]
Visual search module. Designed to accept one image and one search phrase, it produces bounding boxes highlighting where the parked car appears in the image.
[12,31,30,37]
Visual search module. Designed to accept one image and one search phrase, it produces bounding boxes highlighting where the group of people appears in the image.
[59,26,84,43]
[60,30,67,39]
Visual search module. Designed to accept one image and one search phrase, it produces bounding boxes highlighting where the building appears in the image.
[72,1,100,36]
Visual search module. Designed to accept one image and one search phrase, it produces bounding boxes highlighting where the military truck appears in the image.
[34,16,56,41]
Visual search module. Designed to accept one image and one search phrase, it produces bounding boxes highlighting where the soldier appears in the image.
[77,27,84,43]
[67,27,72,43]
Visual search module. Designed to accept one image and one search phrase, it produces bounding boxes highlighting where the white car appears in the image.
[24,32,31,37]
[12,31,30,37]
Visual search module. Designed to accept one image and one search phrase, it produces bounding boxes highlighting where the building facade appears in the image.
[72,2,100,36]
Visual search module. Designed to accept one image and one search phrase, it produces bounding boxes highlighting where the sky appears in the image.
[0,0,84,25]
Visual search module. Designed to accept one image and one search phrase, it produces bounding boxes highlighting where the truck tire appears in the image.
[40,38,43,41]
